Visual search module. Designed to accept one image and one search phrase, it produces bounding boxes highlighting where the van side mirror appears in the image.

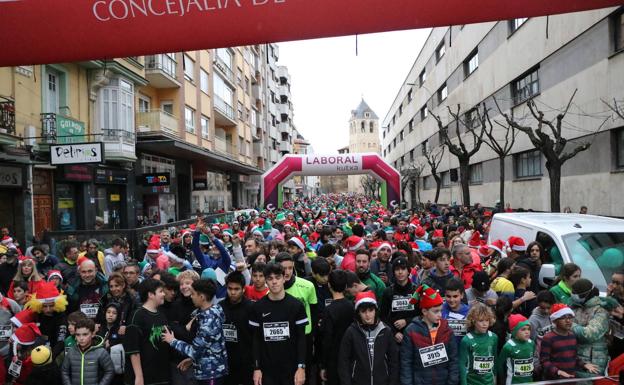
[539,264,556,288]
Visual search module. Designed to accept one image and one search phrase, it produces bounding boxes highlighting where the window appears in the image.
[409,118,414,132]
[399,105,403,116]
[393,138,396,148]
[615,10,624,52]
[408,90,413,102]
[464,50,479,77]
[438,84,448,103]
[383,149,387,157]
[244,76,250,93]
[214,74,234,105]
[424,176,433,190]
[421,106,428,121]
[216,48,233,69]
[238,102,244,120]
[401,156,405,167]
[515,149,542,178]
[365,112,370,118]
[465,108,478,130]
[200,69,209,94]
[435,42,445,62]
[138,95,150,113]
[409,149,414,161]
[441,171,451,187]
[421,140,429,156]
[513,68,540,104]
[510,18,528,34]
[617,129,624,168]
[201,116,209,139]
[383,131,386,139]
[369,122,374,133]
[99,78,134,134]
[185,106,195,133]
[400,130,404,141]
[419,69,427,86]
[361,122,365,133]
[469,163,483,184]
[184,55,194,81]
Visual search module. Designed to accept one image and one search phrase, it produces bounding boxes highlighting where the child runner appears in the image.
[380,257,418,344]
[497,314,536,384]
[442,278,470,344]
[540,303,599,380]
[422,248,455,297]
[61,318,114,385]
[400,284,459,385]
[244,262,268,302]
[458,303,498,385]
[162,279,228,385]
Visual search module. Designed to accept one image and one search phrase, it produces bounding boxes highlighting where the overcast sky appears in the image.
[278,29,431,154]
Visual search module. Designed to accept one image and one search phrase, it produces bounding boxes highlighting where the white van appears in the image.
[488,213,624,294]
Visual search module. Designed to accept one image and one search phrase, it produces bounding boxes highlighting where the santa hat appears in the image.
[432,229,444,238]
[415,226,426,238]
[376,242,392,253]
[488,239,506,255]
[33,281,61,304]
[146,236,161,253]
[11,309,36,327]
[288,236,306,251]
[410,284,443,309]
[477,245,490,258]
[409,242,420,253]
[508,314,530,335]
[468,231,482,248]
[164,251,185,264]
[354,291,377,309]
[1,236,13,245]
[211,224,221,231]
[283,222,293,229]
[11,322,41,346]
[550,303,575,321]
[47,269,63,283]
[507,236,527,252]
[345,236,366,251]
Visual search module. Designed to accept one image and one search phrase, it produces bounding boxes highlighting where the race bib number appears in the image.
[263,322,290,342]
[80,303,99,318]
[8,359,22,377]
[223,323,238,342]
[447,319,468,336]
[513,358,534,377]
[391,296,414,312]
[419,343,449,367]
[0,325,11,340]
[473,356,494,374]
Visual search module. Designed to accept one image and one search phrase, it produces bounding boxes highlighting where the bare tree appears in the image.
[603,98,624,120]
[475,101,517,210]
[431,105,485,206]
[400,161,424,208]
[423,145,445,203]
[360,175,381,199]
[497,89,604,212]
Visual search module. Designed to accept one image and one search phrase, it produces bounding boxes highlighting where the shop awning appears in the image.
[136,139,263,176]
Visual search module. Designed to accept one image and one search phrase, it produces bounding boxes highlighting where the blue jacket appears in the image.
[192,231,232,272]
[400,317,459,385]
[170,304,228,380]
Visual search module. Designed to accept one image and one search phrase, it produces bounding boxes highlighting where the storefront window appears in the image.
[56,184,76,230]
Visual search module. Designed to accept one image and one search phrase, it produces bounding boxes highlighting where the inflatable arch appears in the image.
[261,153,401,209]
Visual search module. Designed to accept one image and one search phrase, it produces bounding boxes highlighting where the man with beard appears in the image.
[79,239,106,274]
[370,243,394,285]
[354,249,386,305]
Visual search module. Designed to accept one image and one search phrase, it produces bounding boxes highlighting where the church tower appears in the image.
[348,99,380,193]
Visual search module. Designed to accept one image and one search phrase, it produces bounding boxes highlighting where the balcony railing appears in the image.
[136,109,179,137]
[145,54,177,78]
[0,97,16,135]
[40,113,58,143]
[214,96,235,121]
[213,136,236,158]
[213,57,235,84]
[102,128,136,144]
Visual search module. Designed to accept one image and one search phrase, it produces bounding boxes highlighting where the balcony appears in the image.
[269,124,278,139]
[278,103,290,118]
[40,113,86,145]
[0,97,18,145]
[213,96,237,127]
[145,54,180,88]
[252,84,262,104]
[278,84,291,101]
[269,149,279,163]
[213,136,236,159]
[253,141,264,155]
[213,57,235,86]
[279,141,292,153]
[102,129,137,161]
[136,110,179,137]
[268,101,277,116]
[278,122,290,135]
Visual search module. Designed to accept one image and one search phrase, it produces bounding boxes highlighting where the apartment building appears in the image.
[292,129,319,198]
[0,43,298,243]
[382,7,624,215]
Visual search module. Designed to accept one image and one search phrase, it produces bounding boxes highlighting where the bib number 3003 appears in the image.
[418,343,449,367]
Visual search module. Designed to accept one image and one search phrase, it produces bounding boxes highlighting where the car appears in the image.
[488,213,624,294]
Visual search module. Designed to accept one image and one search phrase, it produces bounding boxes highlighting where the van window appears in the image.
[562,232,624,293]
[535,232,561,267]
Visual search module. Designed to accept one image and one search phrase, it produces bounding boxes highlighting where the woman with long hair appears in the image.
[8,257,45,300]
[549,263,581,305]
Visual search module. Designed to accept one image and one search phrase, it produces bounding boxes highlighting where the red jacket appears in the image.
[449,260,482,289]
[8,279,45,300]
[393,231,411,243]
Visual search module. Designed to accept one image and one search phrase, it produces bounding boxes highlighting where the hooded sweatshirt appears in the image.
[528,306,552,363]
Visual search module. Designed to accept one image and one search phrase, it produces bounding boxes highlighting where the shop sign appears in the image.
[50,142,103,165]
[62,165,94,182]
[58,199,74,209]
[193,180,207,191]
[110,194,120,202]
[0,166,22,187]
[141,173,170,186]
[95,168,128,184]
[56,116,86,144]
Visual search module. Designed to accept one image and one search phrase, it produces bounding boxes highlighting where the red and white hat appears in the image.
[146,236,161,253]
[477,245,490,258]
[354,291,377,309]
[488,239,506,255]
[1,236,13,245]
[415,226,426,239]
[33,281,61,304]
[468,231,482,248]
[507,236,527,252]
[376,242,392,253]
[211,224,221,231]
[11,322,40,345]
[550,303,575,321]
[47,269,63,283]
[432,229,444,238]
[345,236,366,251]
[11,309,36,328]
[288,236,306,251]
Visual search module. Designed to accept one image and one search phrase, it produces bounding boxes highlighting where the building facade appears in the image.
[382,8,624,216]
[0,43,299,244]
[348,99,381,193]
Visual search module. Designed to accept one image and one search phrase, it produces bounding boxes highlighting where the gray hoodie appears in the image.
[528,306,553,364]
[0,295,22,356]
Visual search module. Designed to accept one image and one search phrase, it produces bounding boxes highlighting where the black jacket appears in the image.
[380,281,419,335]
[515,256,541,293]
[338,321,399,385]
[220,296,254,371]
[320,298,354,385]
[0,261,17,296]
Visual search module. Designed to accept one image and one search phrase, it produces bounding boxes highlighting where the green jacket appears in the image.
[549,281,571,305]
[572,296,610,377]
[459,331,498,385]
[361,272,386,306]
[497,337,535,384]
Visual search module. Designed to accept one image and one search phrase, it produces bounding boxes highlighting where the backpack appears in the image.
[109,344,125,374]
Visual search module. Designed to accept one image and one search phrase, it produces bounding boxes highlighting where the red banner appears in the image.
[0,0,622,66]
